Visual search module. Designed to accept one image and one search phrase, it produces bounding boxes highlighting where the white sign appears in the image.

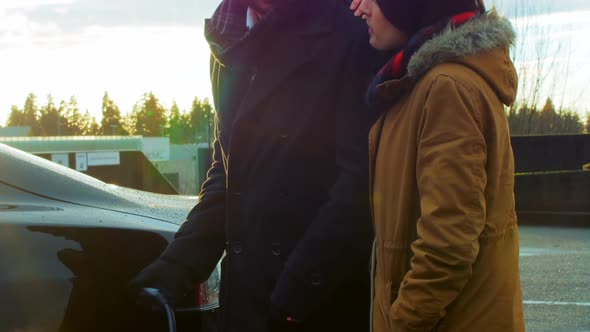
[76,153,88,171]
[87,152,121,166]
[51,154,69,168]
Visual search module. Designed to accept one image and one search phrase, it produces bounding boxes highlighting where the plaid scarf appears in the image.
[205,0,295,56]
[205,0,352,56]
[366,11,480,113]
[205,0,249,52]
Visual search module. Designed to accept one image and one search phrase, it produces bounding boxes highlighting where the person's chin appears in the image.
[369,37,379,49]
[369,38,387,51]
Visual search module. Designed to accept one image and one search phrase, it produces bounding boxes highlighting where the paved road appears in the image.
[519,226,590,331]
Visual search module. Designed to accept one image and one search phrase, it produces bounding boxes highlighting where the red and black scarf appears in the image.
[367,11,480,114]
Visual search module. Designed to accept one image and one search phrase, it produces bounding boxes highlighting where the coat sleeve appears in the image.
[390,76,488,332]
[270,21,378,319]
[159,57,227,282]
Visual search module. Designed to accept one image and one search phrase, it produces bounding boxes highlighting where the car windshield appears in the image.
[1,0,589,331]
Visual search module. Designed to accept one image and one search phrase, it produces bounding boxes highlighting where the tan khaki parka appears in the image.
[369,11,525,332]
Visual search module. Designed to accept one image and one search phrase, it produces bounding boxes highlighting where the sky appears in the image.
[1,0,589,125]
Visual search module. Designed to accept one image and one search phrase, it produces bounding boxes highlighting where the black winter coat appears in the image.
[162,1,379,331]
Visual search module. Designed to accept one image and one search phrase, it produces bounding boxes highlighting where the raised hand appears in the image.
[349,0,364,17]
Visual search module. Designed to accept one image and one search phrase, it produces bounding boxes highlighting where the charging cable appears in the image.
[139,288,177,332]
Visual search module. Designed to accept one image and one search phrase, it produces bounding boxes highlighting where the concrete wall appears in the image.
[515,171,590,226]
[153,144,212,196]
[512,135,590,173]
[155,160,199,195]
[510,135,590,226]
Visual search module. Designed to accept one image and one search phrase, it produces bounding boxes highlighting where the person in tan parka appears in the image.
[350,0,525,331]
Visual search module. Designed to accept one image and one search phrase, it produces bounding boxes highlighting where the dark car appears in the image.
[0,143,219,332]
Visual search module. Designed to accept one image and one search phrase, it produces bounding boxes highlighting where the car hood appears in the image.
[0,143,197,225]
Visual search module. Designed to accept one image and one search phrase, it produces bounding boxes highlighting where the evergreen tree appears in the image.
[82,111,101,136]
[509,104,536,136]
[22,93,42,135]
[538,98,556,134]
[6,105,25,127]
[39,95,61,136]
[507,102,585,136]
[100,92,127,135]
[167,101,192,144]
[122,107,138,136]
[133,92,168,136]
[57,100,71,135]
[64,97,85,136]
[190,97,214,144]
[557,110,584,134]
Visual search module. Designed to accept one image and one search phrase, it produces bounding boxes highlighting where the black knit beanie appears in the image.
[375,0,481,36]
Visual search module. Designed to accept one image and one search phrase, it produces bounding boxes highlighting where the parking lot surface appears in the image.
[519,226,590,331]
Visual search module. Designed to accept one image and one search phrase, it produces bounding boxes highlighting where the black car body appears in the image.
[0,143,219,332]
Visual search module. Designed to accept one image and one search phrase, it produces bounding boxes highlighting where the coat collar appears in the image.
[207,0,333,66]
[223,0,336,125]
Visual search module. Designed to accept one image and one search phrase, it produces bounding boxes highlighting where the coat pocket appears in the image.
[374,244,413,331]
[374,280,394,332]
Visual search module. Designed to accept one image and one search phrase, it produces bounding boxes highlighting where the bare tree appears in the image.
[492,0,574,127]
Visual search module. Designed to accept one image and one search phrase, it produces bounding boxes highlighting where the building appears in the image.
[0,136,177,194]
[0,126,32,137]
[0,135,212,196]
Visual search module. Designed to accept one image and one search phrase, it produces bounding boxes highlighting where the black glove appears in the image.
[267,306,303,332]
[267,318,303,332]
[129,258,195,307]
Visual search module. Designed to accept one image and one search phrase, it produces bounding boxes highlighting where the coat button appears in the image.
[310,273,321,287]
[231,241,243,254]
[271,242,281,256]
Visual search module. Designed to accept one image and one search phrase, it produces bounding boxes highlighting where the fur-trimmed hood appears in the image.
[399,9,518,106]
[408,9,515,78]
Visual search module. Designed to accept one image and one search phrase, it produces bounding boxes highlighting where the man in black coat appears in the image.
[133,0,380,331]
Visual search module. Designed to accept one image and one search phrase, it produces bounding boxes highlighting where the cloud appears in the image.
[0,0,221,55]
[0,23,214,124]
[2,0,220,33]
[0,1,221,126]
[1,0,75,10]
[491,0,590,18]
[507,9,590,111]
[0,5,78,49]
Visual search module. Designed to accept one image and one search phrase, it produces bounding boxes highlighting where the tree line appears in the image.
[4,93,589,140]
[5,92,215,144]
[508,98,590,136]
[504,0,590,136]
